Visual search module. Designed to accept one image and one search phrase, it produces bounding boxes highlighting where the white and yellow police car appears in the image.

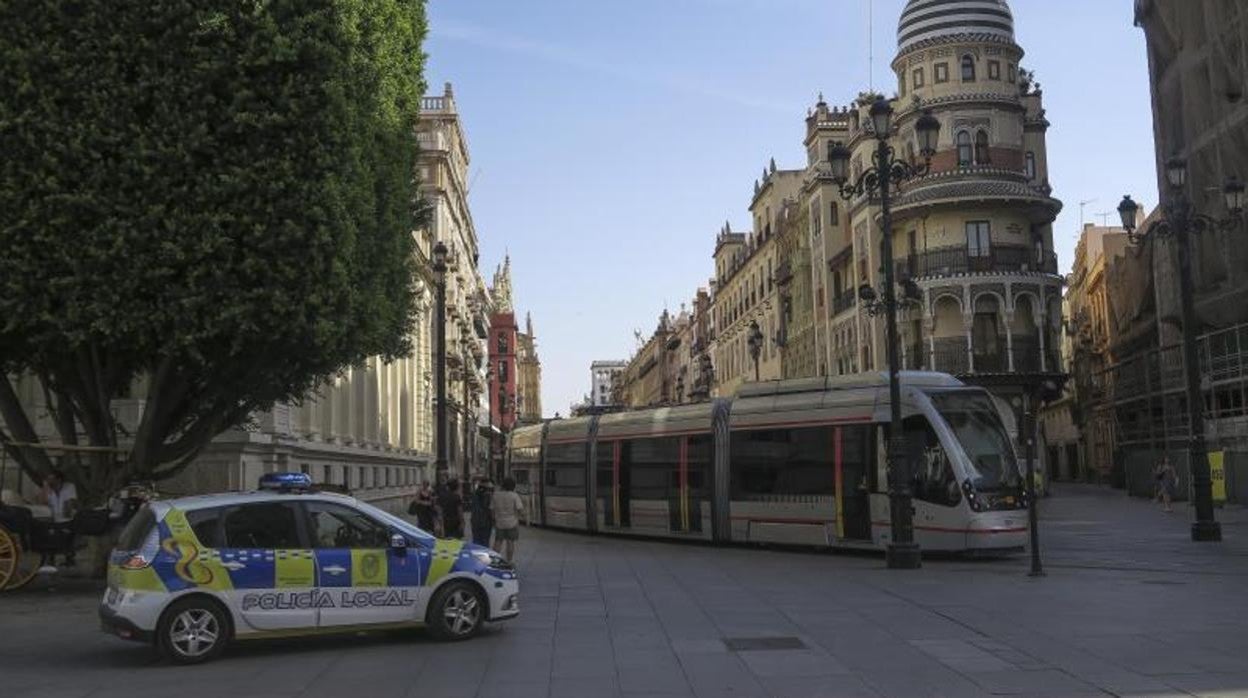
[99,473,519,664]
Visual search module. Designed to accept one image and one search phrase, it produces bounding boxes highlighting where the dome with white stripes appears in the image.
[897,0,1015,52]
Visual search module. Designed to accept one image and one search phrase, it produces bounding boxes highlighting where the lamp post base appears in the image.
[886,542,922,569]
[1192,520,1223,542]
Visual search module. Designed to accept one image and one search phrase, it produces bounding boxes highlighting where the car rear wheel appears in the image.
[157,597,230,664]
[426,581,485,641]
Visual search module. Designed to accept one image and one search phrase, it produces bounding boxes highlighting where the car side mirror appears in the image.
[390,533,408,555]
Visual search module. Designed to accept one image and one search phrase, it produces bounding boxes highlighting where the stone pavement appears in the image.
[2,484,1247,698]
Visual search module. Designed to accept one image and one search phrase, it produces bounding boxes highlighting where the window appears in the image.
[900,416,960,507]
[729,426,870,498]
[322,465,331,485]
[222,502,302,549]
[545,443,587,496]
[626,437,679,500]
[1024,151,1037,180]
[306,501,390,549]
[186,508,223,548]
[974,131,990,165]
[961,55,976,82]
[496,334,509,353]
[988,60,1001,80]
[934,62,949,83]
[828,202,839,226]
[966,221,992,257]
[809,200,821,236]
[498,360,508,382]
[912,67,925,89]
[1007,64,1016,83]
[956,131,973,166]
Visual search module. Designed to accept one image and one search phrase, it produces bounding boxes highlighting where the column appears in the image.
[1005,310,1016,372]
[964,316,975,373]
[320,380,336,442]
[1038,312,1048,373]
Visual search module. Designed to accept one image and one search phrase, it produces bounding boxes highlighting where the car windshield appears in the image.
[926,390,1020,491]
[352,499,436,543]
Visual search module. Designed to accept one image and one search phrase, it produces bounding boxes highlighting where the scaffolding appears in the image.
[1093,322,1248,453]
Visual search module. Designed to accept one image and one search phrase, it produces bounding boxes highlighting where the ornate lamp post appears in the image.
[432,242,449,481]
[485,364,497,479]
[746,320,764,382]
[829,98,940,570]
[1117,160,1244,542]
[459,335,474,483]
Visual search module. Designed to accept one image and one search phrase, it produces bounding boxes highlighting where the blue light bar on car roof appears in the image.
[259,472,313,491]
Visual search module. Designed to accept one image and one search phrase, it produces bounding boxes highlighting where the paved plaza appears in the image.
[2,485,1247,698]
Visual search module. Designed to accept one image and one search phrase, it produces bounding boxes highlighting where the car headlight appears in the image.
[471,550,511,569]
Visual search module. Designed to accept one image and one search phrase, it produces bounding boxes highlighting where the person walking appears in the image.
[469,480,495,547]
[491,476,526,562]
[411,481,436,532]
[1155,457,1178,513]
[439,479,465,539]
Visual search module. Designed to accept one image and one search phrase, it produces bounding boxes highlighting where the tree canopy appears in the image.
[0,0,429,501]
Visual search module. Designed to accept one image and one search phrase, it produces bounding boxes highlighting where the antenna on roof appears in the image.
[867,0,875,92]
[1095,211,1115,227]
[1078,198,1097,228]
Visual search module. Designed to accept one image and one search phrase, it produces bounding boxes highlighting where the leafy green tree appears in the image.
[0,0,428,503]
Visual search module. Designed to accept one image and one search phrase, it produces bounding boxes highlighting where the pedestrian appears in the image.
[469,479,494,547]
[491,476,526,562]
[439,479,465,539]
[1155,457,1178,513]
[411,481,436,532]
[36,468,79,568]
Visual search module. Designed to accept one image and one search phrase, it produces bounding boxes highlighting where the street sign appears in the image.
[1209,451,1227,505]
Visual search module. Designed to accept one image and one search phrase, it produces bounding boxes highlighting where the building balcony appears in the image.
[924,336,1060,376]
[831,291,857,316]
[896,244,1059,280]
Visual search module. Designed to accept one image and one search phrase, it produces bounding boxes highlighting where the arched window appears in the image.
[974,131,990,165]
[956,131,972,166]
[1025,151,1037,180]
[961,55,976,82]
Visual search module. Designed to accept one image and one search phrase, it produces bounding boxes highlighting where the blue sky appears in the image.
[424,0,1159,416]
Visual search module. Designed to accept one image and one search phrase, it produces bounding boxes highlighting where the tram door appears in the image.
[598,441,630,528]
[617,441,632,528]
[836,425,873,541]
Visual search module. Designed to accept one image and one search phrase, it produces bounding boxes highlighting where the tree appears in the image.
[0,0,429,503]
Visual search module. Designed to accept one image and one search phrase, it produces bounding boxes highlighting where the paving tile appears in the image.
[737,650,851,678]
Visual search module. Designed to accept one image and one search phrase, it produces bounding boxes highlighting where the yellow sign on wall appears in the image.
[1209,451,1227,504]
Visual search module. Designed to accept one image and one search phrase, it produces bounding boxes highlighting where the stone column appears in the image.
[1005,310,1016,373]
[964,315,975,373]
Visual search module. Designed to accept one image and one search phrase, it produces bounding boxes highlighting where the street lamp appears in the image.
[485,364,497,480]
[746,320,763,381]
[432,242,449,482]
[829,98,940,570]
[1116,159,1244,542]
[459,335,473,483]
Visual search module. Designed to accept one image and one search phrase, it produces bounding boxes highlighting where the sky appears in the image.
[424,0,1160,417]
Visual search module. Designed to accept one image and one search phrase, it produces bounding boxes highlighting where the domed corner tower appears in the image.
[883,0,1064,396]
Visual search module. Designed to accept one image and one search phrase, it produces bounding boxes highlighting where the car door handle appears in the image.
[323,565,347,575]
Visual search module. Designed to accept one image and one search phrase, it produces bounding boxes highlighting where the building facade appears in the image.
[590,361,627,407]
[1088,1,1248,499]
[516,313,543,425]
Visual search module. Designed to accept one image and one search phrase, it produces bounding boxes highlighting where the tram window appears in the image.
[626,437,678,500]
[729,427,834,498]
[902,416,960,507]
[545,443,587,496]
[687,434,712,496]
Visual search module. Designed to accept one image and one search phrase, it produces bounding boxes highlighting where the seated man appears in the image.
[35,469,79,571]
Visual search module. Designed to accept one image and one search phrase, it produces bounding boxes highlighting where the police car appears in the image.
[99,473,519,664]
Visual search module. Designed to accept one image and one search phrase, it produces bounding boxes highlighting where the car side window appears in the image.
[222,503,303,549]
[186,507,223,548]
[305,501,390,549]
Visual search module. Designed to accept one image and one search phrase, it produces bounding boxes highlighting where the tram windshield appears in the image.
[926,390,1020,491]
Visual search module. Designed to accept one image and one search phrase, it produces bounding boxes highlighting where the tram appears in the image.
[506,372,1029,553]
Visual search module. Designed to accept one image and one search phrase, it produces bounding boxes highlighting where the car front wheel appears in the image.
[156,597,230,664]
[427,581,485,641]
